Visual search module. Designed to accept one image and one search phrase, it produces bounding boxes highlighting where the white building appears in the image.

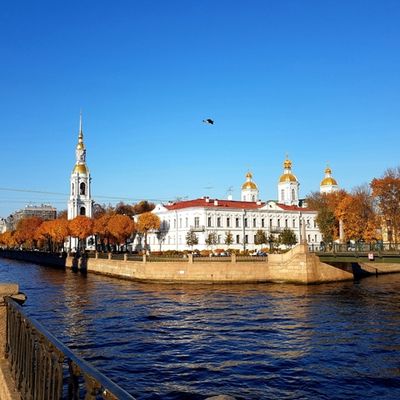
[67,114,93,219]
[143,157,322,252]
[320,166,339,194]
[67,114,93,251]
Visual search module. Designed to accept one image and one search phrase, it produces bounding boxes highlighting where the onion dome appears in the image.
[279,156,298,183]
[73,164,88,174]
[320,166,338,187]
[242,171,258,190]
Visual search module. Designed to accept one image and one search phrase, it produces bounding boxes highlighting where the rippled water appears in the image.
[1,257,400,399]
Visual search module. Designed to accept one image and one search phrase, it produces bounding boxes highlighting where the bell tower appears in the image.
[67,113,93,220]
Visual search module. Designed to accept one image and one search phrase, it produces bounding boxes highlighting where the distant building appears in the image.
[12,204,57,224]
[138,157,322,252]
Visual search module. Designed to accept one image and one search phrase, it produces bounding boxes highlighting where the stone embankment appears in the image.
[67,245,355,284]
[4,245,400,284]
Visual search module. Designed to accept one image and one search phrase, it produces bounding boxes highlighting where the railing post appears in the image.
[95,252,98,259]
[124,253,128,262]
[108,253,112,260]
[231,253,237,263]
[188,254,193,264]
[143,254,147,264]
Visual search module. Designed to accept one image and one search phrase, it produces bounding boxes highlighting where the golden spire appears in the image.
[76,111,85,150]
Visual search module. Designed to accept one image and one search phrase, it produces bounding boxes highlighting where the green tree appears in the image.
[186,231,198,250]
[278,228,298,248]
[224,231,233,247]
[254,230,267,248]
[205,232,218,248]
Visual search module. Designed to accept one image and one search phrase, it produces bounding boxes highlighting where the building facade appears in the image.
[9,204,57,230]
[141,157,324,252]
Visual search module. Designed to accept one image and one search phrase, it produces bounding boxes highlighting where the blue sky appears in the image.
[1,0,399,217]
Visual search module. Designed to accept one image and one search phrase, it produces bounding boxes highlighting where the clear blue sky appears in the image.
[1,0,399,217]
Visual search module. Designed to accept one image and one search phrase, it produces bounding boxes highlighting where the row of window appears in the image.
[147,232,320,245]
[162,216,317,230]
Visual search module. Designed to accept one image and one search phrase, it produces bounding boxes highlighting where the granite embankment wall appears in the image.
[63,245,354,284]
[3,246,388,284]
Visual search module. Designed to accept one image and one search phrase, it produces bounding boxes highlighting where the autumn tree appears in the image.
[68,216,94,251]
[0,231,15,248]
[371,168,400,244]
[306,190,347,242]
[50,219,70,251]
[136,212,161,251]
[186,231,198,250]
[335,186,379,242]
[107,214,136,250]
[114,202,135,218]
[35,220,54,251]
[92,203,108,219]
[15,217,43,249]
[93,213,110,251]
[133,200,155,215]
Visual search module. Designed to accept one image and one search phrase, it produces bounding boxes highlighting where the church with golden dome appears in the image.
[142,156,336,253]
[320,166,339,194]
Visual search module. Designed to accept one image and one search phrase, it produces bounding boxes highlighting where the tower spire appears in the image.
[79,110,83,139]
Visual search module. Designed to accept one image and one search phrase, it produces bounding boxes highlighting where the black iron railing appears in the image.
[5,297,136,400]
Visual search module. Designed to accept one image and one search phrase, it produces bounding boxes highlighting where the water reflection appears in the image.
[1,258,400,399]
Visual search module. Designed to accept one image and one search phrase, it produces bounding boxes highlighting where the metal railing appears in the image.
[309,242,400,254]
[5,297,135,400]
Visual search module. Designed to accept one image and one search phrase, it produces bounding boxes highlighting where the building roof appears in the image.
[276,203,312,212]
[163,198,314,212]
[165,198,265,211]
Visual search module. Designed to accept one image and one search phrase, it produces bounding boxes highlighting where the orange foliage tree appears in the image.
[14,217,43,249]
[93,212,114,252]
[136,212,160,251]
[335,187,379,242]
[68,216,94,251]
[371,168,400,244]
[306,190,347,242]
[107,214,136,250]
[35,220,53,251]
[0,231,16,248]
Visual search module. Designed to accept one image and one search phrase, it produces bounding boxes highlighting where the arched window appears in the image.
[80,206,86,216]
[71,183,75,196]
[252,195,255,201]
[292,188,295,201]
[80,182,86,195]
[281,189,285,202]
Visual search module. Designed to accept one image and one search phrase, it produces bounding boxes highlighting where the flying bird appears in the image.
[203,118,214,125]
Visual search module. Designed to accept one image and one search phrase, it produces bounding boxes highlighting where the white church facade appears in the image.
[143,158,340,252]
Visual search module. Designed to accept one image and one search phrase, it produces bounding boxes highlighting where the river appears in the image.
[1,257,400,399]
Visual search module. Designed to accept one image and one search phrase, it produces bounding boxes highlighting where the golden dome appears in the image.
[321,177,337,186]
[279,173,297,183]
[242,171,258,190]
[325,166,332,174]
[73,164,88,174]
[242,181,258,190]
